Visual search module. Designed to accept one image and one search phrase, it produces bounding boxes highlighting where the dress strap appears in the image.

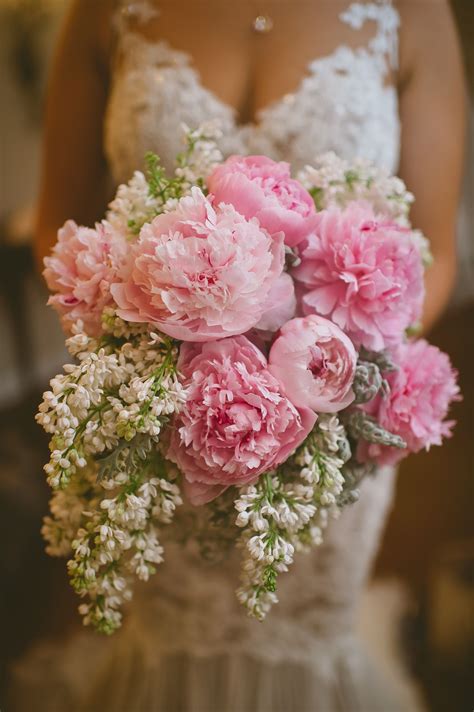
[112,0,160,40]
[340,1,400,72]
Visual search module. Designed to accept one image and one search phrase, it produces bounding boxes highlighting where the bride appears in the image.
[10,1,465,710]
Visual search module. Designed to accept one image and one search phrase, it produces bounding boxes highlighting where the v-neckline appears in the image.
[126,36,389,130]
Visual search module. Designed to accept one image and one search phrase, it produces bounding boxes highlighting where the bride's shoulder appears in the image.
[396,0,458,44]
[396,0,463,87]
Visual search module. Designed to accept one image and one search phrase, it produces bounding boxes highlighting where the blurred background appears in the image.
[0,1,472,710]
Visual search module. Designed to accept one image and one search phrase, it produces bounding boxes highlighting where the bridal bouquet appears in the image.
[38,125,459,633]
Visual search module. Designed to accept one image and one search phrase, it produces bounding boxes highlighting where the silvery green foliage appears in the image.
[96,433,152,482]
[338,461,375,507]
[352,348,394,411]
[352,346,395,405]
[358,347,397,374]
[352,361,386,405]
[344,411,406,451]
[333,347,403,508]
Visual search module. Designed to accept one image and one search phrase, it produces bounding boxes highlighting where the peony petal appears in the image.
[255,273,296,332]
[302,284,341,315]
[183,479,229,506]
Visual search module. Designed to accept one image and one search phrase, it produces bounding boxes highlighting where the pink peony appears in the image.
[207,155,316,247]
[292,202,425,351]
[268,315,357,413]
[357,339,460,466]
[111,188,285,341]
[44,220,126,336]
[167,336,316,504]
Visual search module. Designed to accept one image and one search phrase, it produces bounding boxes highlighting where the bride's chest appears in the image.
[104,0,401,182]
[111,0,390,121]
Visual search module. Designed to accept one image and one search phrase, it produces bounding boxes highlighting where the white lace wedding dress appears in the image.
[8,2,424,710]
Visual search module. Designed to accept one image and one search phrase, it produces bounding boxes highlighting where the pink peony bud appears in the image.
[268,315,357,413]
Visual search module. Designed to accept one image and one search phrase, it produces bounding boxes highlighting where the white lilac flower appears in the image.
[59,453,182,634]
[105,123,222,241]
[106,170,163,240]
[37,326,184,491]
[234,414,356,621]
[298,152,415,224]
[175,121,224,189]
[38,319,185,633]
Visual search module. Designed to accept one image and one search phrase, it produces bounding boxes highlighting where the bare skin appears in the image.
[35,0,466,333]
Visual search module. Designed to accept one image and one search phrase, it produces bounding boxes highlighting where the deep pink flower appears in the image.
[111,188,285,341]
[268,315,357,413]
[357,339,460,466]
[292,202,425,351]
[167,336,316,505]
[43,220,126,336]
[207,155,316,247]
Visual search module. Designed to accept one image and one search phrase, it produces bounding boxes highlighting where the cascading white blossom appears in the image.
[67,461,182,634]
[234,415,352,620]
[38,318,185,632]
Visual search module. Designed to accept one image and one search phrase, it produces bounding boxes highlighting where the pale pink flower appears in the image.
[167,336,316,504]
[44,220,126,336]
[207,155,316,247]
[268,315,357,413]
[292,202,425,351]
[111,188,285,341]
[357,339,460,466]
[255,273,297,333]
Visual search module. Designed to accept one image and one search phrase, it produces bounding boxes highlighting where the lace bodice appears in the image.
[105,0,401,183]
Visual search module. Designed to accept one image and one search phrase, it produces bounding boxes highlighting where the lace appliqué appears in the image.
[340,0,400,70]
[240,0,400,172]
